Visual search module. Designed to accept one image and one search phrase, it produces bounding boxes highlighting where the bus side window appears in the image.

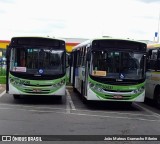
[148,49,158,70]
[76,50,80,67]
[146,50,151,70]
[157,50,160,70]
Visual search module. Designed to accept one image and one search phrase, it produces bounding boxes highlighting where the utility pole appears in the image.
[154,11,160,43]
[157,10,160,43]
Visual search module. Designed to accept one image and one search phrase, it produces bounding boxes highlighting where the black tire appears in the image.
[60,95,66,104]
[81,81,84,97]
[81,81,88,104]
[13,95,21,99]
[155,90,160,109]
[73,87,77,92]
[82,96,88,104]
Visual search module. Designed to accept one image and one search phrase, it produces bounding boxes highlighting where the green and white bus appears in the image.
[6,37,66,100]
[146,43,160,108]
[71,38,147,103]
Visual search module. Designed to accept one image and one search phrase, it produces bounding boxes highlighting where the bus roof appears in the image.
[9,36,65,47]
[72,37,146,51]
[10,36,65,42]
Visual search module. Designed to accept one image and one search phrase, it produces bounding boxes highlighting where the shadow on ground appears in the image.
[12,95,66,105]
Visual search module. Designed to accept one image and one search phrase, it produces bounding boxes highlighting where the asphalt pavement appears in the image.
[0,84,5,94]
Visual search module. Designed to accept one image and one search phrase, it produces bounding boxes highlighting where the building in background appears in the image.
[0,40,10,66]
[63,38,88,53]
[0,40,10,58]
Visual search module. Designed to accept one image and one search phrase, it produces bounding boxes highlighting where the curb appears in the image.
[66,86,73,89]
[0,84,6,94]
[0,91,6,97]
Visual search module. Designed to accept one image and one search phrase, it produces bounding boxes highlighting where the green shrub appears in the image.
[0,76,6,84]
[0,68,6,76]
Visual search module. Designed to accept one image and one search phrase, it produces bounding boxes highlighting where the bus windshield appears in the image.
[10,47,65,75]
[90,50,145,80]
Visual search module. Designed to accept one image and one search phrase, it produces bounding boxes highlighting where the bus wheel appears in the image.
[13,95,21,99]
[81,81,84,97]
[155,90,160,109]
[82,96,88,104]
[60,96,66,104]
[73,87,77,92]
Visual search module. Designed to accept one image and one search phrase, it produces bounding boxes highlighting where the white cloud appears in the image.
[137,0,160,3]
[0,0,160,41]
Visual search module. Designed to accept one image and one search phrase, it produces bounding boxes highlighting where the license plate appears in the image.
[33,89,41,92]
[113,95,123,99]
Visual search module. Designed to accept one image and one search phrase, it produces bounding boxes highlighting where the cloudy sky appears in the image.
[0,0,160,41]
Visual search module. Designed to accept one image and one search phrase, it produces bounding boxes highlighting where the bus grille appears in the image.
[19,84,57,94]
[103,89,132,93]
[105,96,133,100]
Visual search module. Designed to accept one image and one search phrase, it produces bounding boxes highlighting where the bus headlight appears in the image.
[52,79,65,88]
[133,87,144,94]
[89,82,95,88]
[97,87,102,92]
[89,82,102,92]
[10,78,21,86]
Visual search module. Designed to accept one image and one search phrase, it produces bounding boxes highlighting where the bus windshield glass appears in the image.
[90,50,145,79]
[10,47,65,75]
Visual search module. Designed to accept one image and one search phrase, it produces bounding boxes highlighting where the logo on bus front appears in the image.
[39,69,43,74]
[120,73,125,79]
